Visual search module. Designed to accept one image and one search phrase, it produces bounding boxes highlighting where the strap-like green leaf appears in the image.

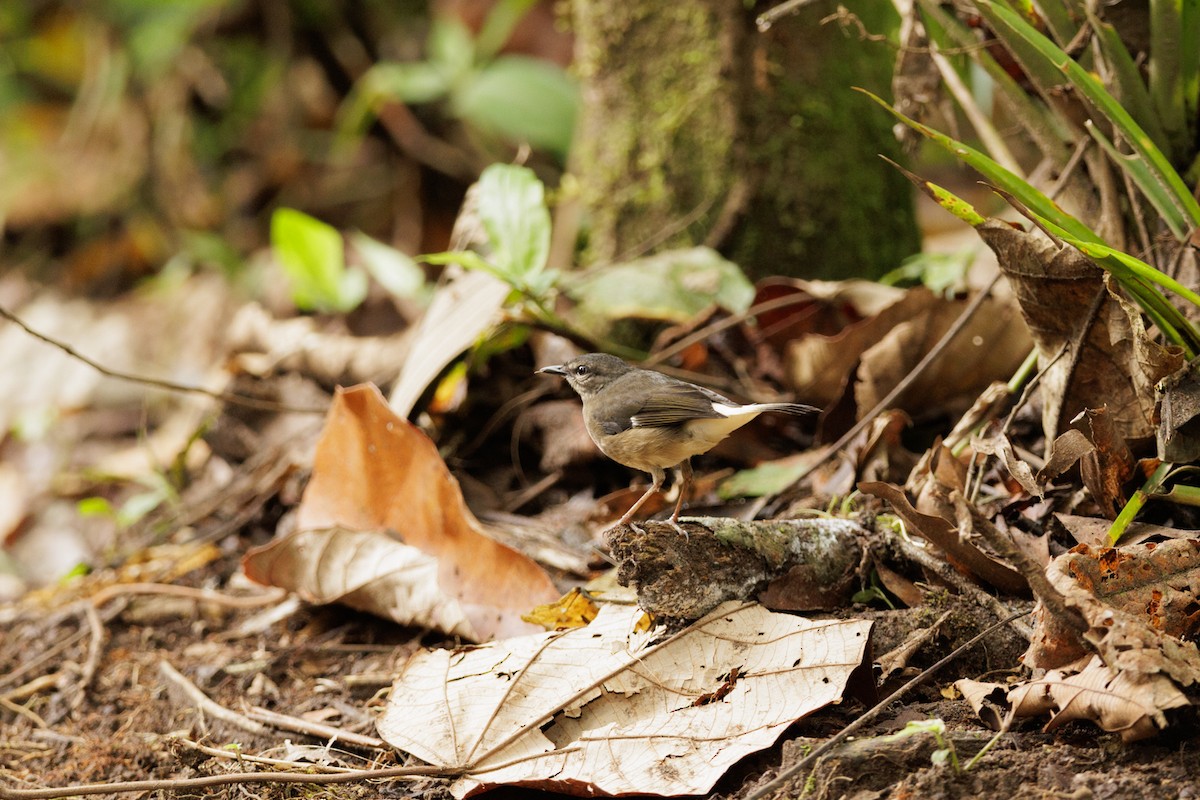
[980,0,1200,235]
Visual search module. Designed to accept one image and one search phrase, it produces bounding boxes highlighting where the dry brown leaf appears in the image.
[1077,407,1135,520]
[377,601,872,798]
[960,656,1189,742]
[1025,540,1200,686]
[243,384,557,641]
[1157,360,1200,462]
[972,431,1042,497]
[854,292,1030,416]
[1053,514,1198,548]
[975,220,1182,441]
[859,480,1027,594]
[785,285,1028,417]
[1037,429,1095,484]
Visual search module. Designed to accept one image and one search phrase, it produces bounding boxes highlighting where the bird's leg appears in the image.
[668,459,693,539]
[615,468,665,530]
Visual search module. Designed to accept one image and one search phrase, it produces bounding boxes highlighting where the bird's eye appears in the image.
[575,364,590,376]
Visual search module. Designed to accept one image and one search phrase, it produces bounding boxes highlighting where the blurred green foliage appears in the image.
[0,0,572,295]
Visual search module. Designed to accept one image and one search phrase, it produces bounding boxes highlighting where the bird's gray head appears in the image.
[537,353,633,398]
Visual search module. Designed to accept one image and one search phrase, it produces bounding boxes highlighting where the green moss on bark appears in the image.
[570,0,919,280]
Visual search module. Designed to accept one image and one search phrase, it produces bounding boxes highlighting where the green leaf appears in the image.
[1088,12,1169,151]
[454,55,578,160]
[77,497,115,518]
[476,163,552,285]
[719,455,811,499]
[978,0,1200,236]
[917,0,1071,164]
[362,61,452,105]
[857,88,1102,244]
[350,232,430,303]
[474,0,539,61]
[271,208,367,313]
[566,247,754,336]
[1084,121,1188,239]
[1149,0,1188,160]
[426,17,474,78]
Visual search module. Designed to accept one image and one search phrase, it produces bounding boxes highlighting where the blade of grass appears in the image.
[1085,121,1189,239]
[857,87,1101,243]
[1182,0,1200,147]
[916,0,1072,164]
[1149,0,1187,161]
[1087,11,1169,151]
[979,0,1200,234]
[1030,0,1080,47]
[880,156,988,226]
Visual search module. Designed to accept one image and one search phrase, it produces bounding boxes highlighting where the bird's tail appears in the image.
[747,402,818,416]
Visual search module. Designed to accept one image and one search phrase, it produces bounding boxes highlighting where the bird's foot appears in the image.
[667,518,691,541]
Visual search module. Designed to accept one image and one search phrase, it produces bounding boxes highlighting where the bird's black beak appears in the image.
[537,364,567,376]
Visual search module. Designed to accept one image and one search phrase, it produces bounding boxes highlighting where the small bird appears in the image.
[537,353,816,531]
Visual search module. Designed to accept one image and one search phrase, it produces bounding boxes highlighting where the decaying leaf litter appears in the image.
[7,182,1200,799]
[7,9,1200,800]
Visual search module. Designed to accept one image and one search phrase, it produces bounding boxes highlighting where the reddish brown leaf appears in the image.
[244,384,558,641]
[859,480,1027,594]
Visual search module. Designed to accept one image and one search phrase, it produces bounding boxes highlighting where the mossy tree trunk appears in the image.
[570,0,919,281]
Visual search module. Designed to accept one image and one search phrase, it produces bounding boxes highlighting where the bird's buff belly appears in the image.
[593,425,721,471]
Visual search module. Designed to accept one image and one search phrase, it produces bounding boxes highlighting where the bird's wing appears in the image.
[629,382,725,428]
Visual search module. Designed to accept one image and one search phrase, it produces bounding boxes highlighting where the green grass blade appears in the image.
[857,88,1102,243]
[979,0,1200,233]
[1031,0,1080,46]
[1085,121,1188,239]
[1150,0,1188,161]
[1181,0,1200,147]
[880,156,987,227]
[916,0,1072,164]
[1087,12,1170,151]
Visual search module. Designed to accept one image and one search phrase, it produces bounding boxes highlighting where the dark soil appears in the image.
[4,538,1200,800]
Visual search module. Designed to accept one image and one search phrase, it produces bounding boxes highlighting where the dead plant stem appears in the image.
[0,303,326,414]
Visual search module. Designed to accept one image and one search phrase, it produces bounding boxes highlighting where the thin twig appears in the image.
[246,707,385,750]
[89,582,289,609]
[744,610,1030,800]
[0,763,451,800]
[172,737,361,772]
[71,603,104,709]
[157,659,269,736]
[778,274,1003,497]
[0,696,49,729]
[0,303,326,414]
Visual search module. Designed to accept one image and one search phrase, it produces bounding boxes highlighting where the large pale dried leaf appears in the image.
[859,481,1027,594]
[1026,539,1200,686]
[388,269,511,417]
[785,282,918,406]
[961,656,1189,742]
[378,601,872,798]
[244,385,557,641]
[976,220,1181,441]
